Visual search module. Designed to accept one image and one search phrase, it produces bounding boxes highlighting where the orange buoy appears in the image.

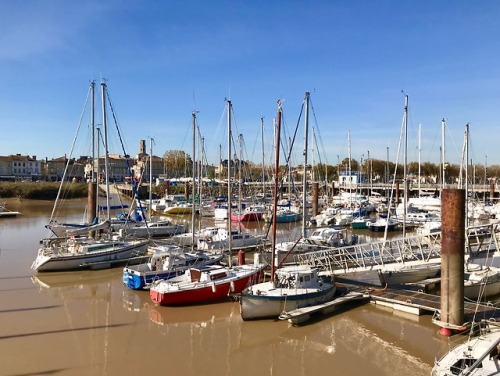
[439,327,453,337]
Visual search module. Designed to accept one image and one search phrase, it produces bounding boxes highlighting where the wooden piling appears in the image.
[312,182,319,217]
[440,188,465,332]
[87,181,97,223]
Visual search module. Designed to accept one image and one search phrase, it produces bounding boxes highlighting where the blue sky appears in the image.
[1,1,499,168]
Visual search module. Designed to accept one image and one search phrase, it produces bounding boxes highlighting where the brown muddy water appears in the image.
[0,198,455,376]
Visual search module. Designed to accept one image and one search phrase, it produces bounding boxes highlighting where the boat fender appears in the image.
[230,280,235,292]
[211,281,216,293]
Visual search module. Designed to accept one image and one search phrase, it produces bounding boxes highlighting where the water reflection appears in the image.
[0,199,443,375]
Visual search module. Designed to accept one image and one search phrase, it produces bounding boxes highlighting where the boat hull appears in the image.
[163,207,192,215]
[351,221,367,230]
[464,281,500,300]
[378,263,441,285]
[368,224,397,232]
[124,269,179,290]
[125,224,185,238]
[230,212,263,222]
[239,283,336,320]
[32,240,149,272]
[123,254,224,290]
[149,266,264,306]
[275,213,300,223]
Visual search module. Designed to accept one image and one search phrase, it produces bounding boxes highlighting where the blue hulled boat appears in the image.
[123,245,224,290]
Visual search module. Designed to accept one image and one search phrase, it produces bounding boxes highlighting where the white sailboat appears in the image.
[432,321,500,375]
[239,94,336,320]
[463,263,500,300]
[32,81,149,272]
[375,94,441,284]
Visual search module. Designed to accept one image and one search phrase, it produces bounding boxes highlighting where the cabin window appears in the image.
[210,272,227,281]
[450,358,481,375]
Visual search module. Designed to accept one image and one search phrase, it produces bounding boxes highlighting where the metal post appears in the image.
[440,188,465,333]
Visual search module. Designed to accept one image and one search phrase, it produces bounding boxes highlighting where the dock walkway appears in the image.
[280,284,500,326]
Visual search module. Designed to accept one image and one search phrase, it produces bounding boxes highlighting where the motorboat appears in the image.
[239,265,336,320]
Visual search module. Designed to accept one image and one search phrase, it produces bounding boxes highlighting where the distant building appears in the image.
[44,155,88,182]
[0,154,41,181]
[338,171,366,186]
[131,140,164,182]
[0,139,216,184]
[95,154,131,183]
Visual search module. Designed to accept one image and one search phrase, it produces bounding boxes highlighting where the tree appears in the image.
[163,150,192,178]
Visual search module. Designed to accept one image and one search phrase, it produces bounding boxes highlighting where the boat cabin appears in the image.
[275,266,321,289]
[187,266,229,283]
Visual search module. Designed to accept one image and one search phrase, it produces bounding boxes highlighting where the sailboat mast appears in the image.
[88,80,98,224]
[441,118,446,189]
[302,92,310,238]
[348,129,352,207]
[227,100,232,258]
[191,111,197,251]
[101,81,111,221]
[402,94,408,240]
[149,138,153,205]
[418,124,421,197]
[238,134,243,211]
[465,123,469,228]
[261,117,265,196]
[271,100,283,281]
[199,135,205,216]
[218,144,222,191]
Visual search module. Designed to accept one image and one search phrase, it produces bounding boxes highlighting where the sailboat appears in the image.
[31,81,149,272]
[149,100,266,305]
[432,321,500,375]
[239,95,336,320]
[374,94,441,284]
[0,202,20,218]
[122,244,224,290]
[115,139,186,239]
